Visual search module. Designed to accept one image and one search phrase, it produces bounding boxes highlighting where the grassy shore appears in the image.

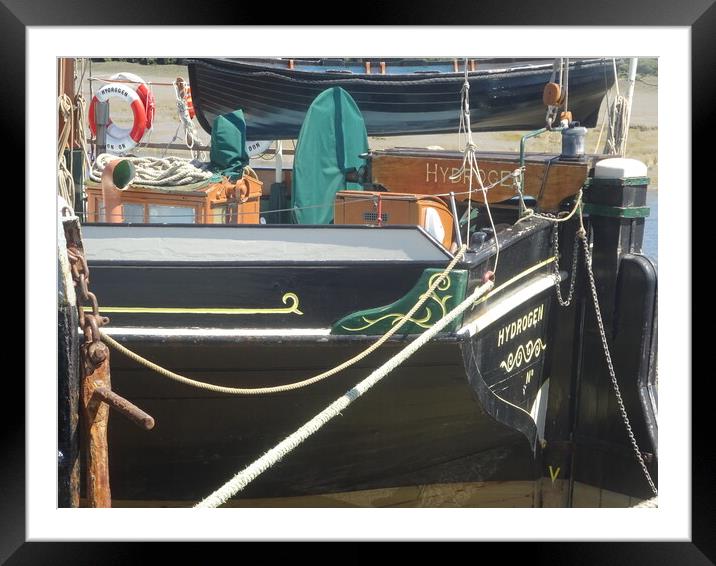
[82,61,658,188]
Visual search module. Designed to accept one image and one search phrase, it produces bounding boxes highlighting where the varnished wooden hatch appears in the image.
[85,175,262,224]
[369,148,600,212]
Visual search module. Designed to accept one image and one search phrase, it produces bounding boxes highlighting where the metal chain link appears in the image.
[66,246,110,353]
[580,232,658,496]
[551,223,581,307]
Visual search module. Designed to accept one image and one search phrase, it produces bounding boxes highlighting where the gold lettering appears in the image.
[440,166,450,183]
[496,302,548,347]
[501,170,512,187]
[426,163,438,183]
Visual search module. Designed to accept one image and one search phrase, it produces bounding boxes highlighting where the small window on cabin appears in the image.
[122,203,145,223]
[147,205,196,224]
[210,204,228,224]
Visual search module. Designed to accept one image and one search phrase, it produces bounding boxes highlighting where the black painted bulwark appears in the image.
[69,195,662,505]
[83,218,573,502]
[573,177,659,500]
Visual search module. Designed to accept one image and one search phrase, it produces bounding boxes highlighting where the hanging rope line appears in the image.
[194,275,494,508]
[603,58,630,156]
[173,79,205,160]
[450,58,505,275]
[101,245,467,396]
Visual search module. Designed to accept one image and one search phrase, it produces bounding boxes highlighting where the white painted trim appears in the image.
[457,274,556,337]
[530,378,550,441]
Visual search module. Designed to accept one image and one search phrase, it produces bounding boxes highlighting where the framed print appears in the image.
[9,0,708,562]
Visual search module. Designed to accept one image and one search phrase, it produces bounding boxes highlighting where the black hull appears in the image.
[72,205,657,504]
[105,339,539,501]
[81,219,561,503]
[187,58,614,140]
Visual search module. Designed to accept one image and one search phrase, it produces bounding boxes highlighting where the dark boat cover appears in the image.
[187,58,614,140]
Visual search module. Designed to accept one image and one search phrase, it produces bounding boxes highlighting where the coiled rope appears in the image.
[57,94,76,207]
[90,153,214,186]
[194,275,494,508]
[100,245,467,396]
[57,59,93,211]
[603,60,630,156]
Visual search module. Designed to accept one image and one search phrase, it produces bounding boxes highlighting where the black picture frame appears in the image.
[10,1,707,563]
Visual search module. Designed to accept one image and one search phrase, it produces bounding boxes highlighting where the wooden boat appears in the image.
[187,58,614,140]
[58,57,658,508]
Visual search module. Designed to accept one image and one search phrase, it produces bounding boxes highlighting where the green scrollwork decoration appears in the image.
[331,269,468,335]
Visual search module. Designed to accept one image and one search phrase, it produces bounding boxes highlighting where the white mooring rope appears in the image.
[194,277,494,508]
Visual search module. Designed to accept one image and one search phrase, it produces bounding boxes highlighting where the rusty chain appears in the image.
[66,246,110,363]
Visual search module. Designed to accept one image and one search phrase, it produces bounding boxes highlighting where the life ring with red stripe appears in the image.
[89,83,147,153]
[109,72,156,131]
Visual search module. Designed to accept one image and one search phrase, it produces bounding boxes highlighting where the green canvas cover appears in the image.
[292,87,368,224]
[209,109,250,181]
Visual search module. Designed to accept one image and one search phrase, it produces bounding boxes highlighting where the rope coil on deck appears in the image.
[100,245,468,395]
[195,276,494,508]
[90,153,214,186]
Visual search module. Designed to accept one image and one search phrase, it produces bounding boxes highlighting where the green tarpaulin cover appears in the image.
[209,109,250,181]
[292,87,368,224]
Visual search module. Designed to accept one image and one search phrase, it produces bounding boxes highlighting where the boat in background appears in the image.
[187,58,614,140]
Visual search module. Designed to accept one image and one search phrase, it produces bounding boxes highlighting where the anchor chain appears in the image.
[550,222,581,307]
[66,243,155,508]
[66,245,110,366]
[543,201,657,496]
[579,230,658,496]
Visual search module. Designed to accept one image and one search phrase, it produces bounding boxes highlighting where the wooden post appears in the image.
[572,173,658,500]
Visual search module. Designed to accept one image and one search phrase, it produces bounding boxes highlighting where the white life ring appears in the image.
[109,72,156,131]
[89,82,147,153]
[246,140,273,157]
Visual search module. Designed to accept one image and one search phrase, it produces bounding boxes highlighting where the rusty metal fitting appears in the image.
[77,274,90,299]
[88,341,109,364]
[85,315,101,343]
[93,387,155,431]
[87,291,101,318]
